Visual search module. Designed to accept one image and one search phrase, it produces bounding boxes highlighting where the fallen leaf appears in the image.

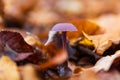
[96,40,112,55]
[74,35,94,49]
[103,41,120,56]
[79,69,98,80]
[83,32,113,55]
[69,50,120,80]
[69,69,98,80]
[19,65,39,80]
[24,32,44,49]
[0,30,34,61]
[4,44,32,61]
[67,20,102,40]
[0,56,20,80]
[0,0,4,17]
[92,50,120,72]
[0,30,33,52]
[97,70,120,80]
[89,14,120,55]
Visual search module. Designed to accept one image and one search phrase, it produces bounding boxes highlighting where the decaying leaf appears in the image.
[4,44,32,61]
[70,68,120,80]
[74,35,94,49]
[69,68,98,80]
[92,50,120,72]
[67,20,102,40]
[1,1,120,80]
[24,32,44,49]
[97,70,120,80]
[0,56,20,80]
[0,0,4,17]
[0,30,34,61]
[70,66,120,80]
[83,32,113,55]
[103,41,120,56]
[71,37,100,64]
[0,30,33,52]
[19,65,39,80]
[96,40,112,55]
[83,15,120,55]
[69,50,120,80]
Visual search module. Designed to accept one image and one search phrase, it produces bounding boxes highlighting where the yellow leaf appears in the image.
[0,56,20,80]
[78,37,94,48]
[20,65,39,80]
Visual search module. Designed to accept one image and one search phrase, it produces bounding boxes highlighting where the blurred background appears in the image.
[0,0,120,40]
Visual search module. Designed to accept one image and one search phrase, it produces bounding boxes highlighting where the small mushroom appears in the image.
[51,23,77,49]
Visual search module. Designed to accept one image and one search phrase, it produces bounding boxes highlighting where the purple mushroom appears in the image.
[51,23,77,49]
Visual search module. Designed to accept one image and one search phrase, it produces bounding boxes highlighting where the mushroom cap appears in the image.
[51,23,78,31]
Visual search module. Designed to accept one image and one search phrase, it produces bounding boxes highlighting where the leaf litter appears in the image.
[1,18,120,80]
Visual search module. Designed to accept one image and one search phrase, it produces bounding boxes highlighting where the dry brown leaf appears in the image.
[91,34,120,55]
[3,0,37,21]
[69,50,120,80]
[0,0,4,17]
[0,56,20,80]
[70,68,120,80]
[80,69,98,80]
[92,50,120,72]
[56,0,83,15]
[88,15,120,55]
[0,31,34,61]
[27,9,60,25]
[95,40,112,55]
[24,33,44,49]
[69,69,98,80]
[67,20,102,40]
[79,15,120,55]
[93,14,120,33]
[97,70,120,80]
[19,65,39,80]
[83,31,117,55]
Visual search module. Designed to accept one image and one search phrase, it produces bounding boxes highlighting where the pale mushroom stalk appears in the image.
[44,31,57,46]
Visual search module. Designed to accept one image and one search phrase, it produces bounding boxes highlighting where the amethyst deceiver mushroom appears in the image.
[51,23,77,49]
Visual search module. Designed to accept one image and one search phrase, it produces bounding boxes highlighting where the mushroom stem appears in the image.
[62,31,67,49]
